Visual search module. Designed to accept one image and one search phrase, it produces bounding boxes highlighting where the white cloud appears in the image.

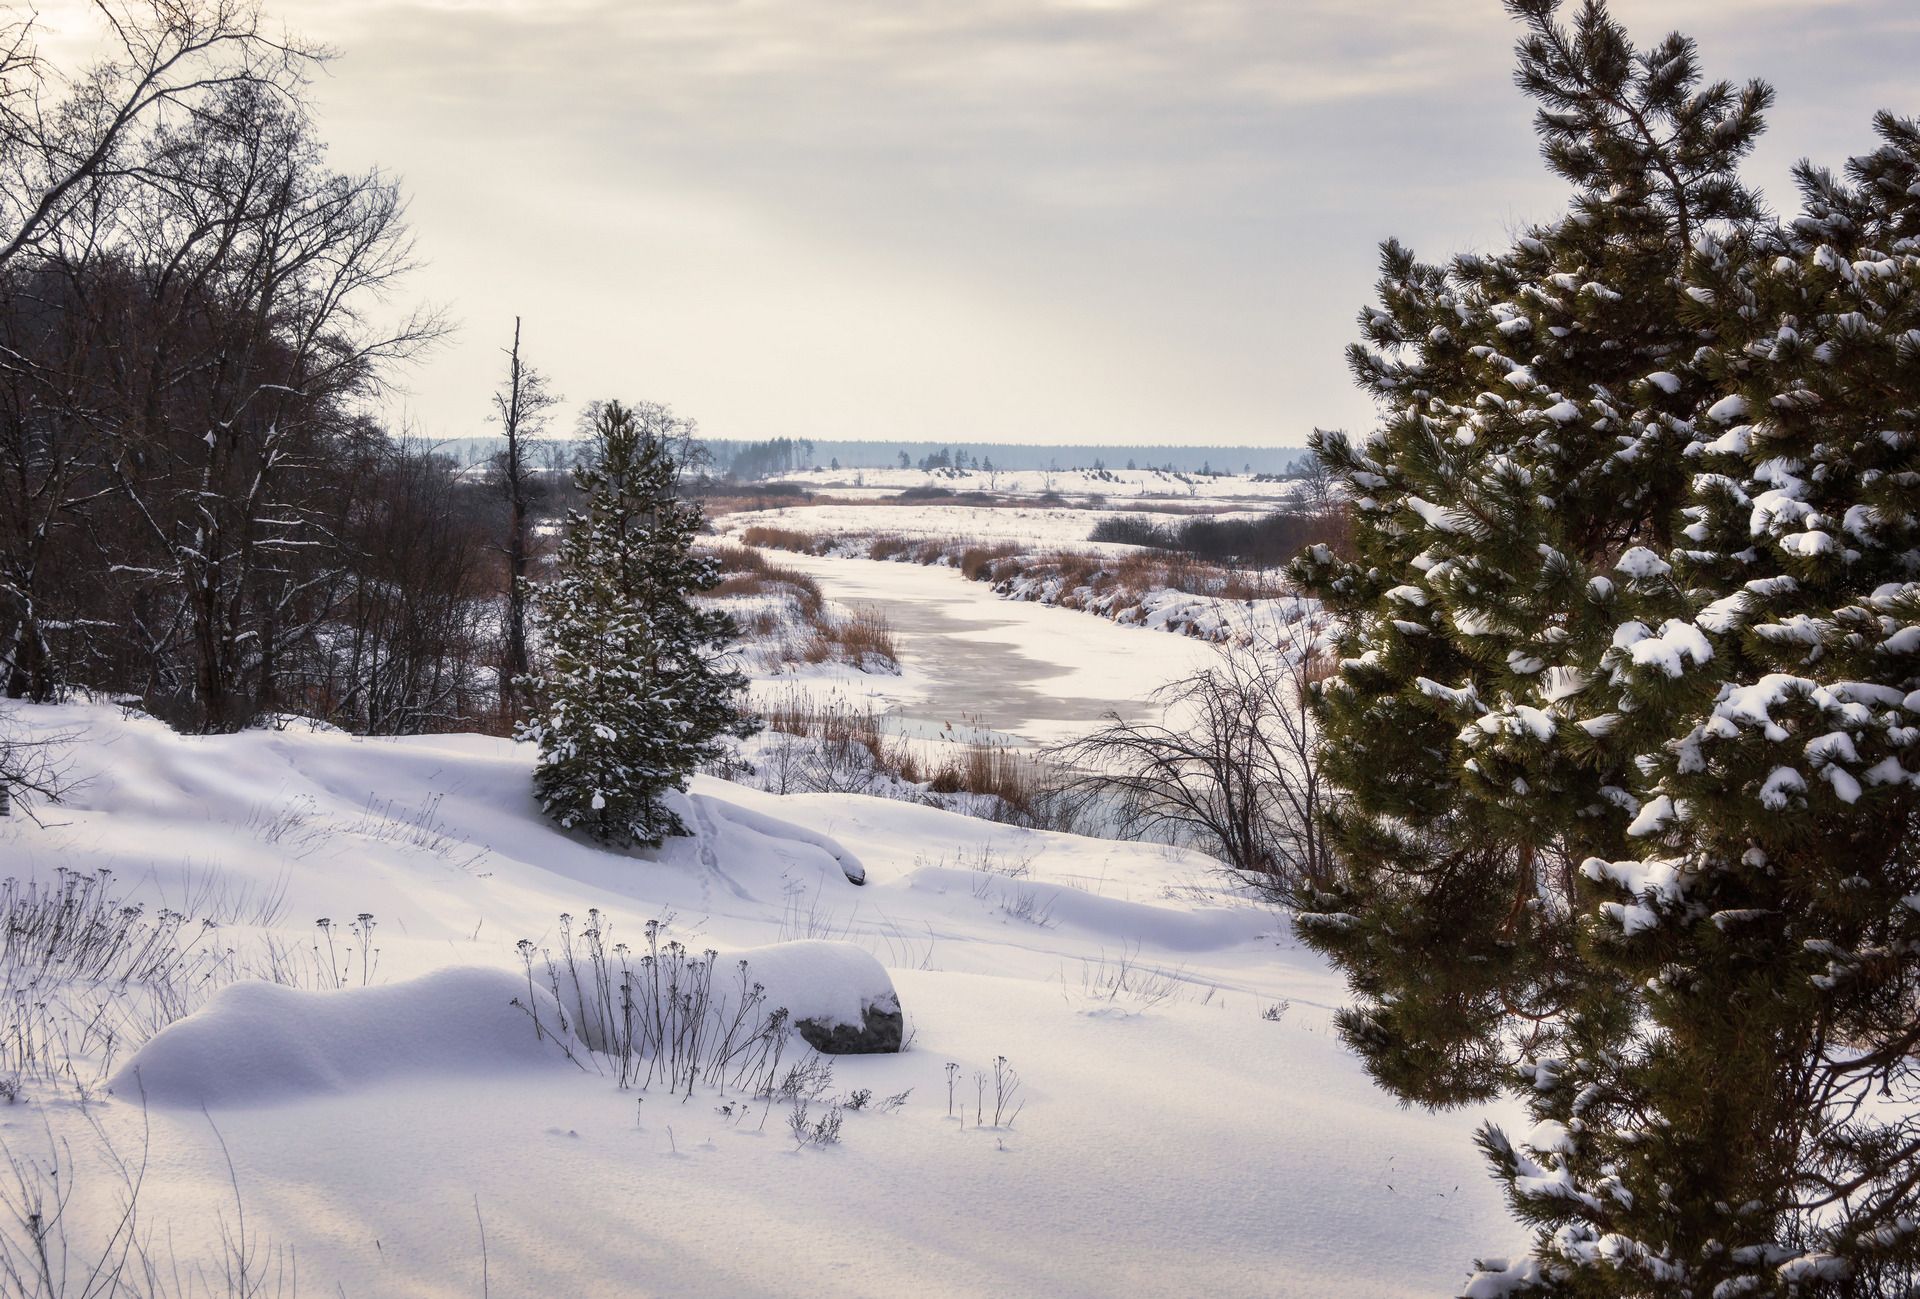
[30,0,1916,445]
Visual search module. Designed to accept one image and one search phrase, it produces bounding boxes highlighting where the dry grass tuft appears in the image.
[704,545,825,617]
[751,694,1070,826]
[925,741,1056,825]
[704,543,897,672]
[791,607,898,672]
[833,607,898,665]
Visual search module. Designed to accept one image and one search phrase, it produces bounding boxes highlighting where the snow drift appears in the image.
[114,968,572,1107]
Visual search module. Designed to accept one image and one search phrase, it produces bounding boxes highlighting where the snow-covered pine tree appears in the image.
[1290,3,1916,1295]
[1544,116,1920,1296]
[1293,0,1770,1110]
[519,400,754,848]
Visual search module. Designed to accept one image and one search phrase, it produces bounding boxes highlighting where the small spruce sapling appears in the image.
[519,400,757,847]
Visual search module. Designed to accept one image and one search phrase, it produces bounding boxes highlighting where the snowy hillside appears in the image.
[0,703,1520,1297]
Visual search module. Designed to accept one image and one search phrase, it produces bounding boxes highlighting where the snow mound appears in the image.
[701,797,866,884]
[730,940,897,1029]
[114,968,571,1108]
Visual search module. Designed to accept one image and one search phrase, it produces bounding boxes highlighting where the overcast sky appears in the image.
[53,0,1920,447]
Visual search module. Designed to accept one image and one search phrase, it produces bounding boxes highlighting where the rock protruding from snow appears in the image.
[796,997,903,1054]
[732,940,903,1053]
[113,968,572,1107]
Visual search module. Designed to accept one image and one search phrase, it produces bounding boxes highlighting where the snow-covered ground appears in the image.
[0,701,1521,1297]
[717,497,1292,556]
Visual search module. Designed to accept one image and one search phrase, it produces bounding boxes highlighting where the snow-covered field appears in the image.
[722,500,1148,554]
[0,690,1520,1297]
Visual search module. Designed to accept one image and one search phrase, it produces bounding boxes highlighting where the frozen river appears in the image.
[755,551,1222,747]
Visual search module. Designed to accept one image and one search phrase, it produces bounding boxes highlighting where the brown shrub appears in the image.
[1047,550,1106,591]
[708,544,771,576]
[1112,551,1162,591]
[1216,569,1284,601]
[709,574,769,599]
[740,525,829,555]
[958,543,1021,581]
[703,559,824,618]
[1310,503,1355,562]
[1102,549,1283,604]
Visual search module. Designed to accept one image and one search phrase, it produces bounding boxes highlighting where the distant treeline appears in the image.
[425,437,1310,478]
[702,440,1310,475]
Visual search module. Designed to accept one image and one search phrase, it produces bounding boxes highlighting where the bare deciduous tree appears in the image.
[575,398,707,487]
[1285,448,1340,520]
[1052,612,1338,899]
[0,3,447,732]
[0,701,77,820]
[107,81,442,728]
[319,433,496,733]
[0,0,316,274]
[0,1,317,706]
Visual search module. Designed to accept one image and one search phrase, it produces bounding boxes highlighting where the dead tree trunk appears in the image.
[492,317,556,724]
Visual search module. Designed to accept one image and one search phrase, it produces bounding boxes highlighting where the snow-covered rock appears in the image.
[733,940,903,1053]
